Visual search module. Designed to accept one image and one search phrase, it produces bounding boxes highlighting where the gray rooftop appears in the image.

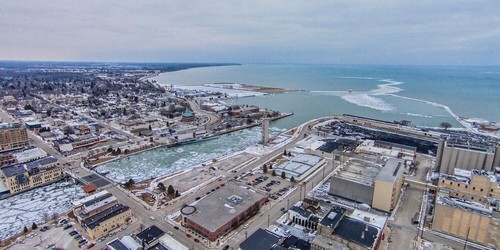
[1,156,58,178]
[375,158,404,183]
[334,159,382,186]
[82,203,130,229]
[185,183,266,233]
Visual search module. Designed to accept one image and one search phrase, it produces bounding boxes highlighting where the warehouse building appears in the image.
[274,153,326,181]
[182,183,267,241]
[330,158,404,212]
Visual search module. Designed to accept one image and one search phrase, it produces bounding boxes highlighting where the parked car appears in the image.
[194,238,200,243]
[63,224,73,230]
[86,243,95,249]
[174,226,179,230]
[69,231,78,236]
[186,233,191,238]
[150,216,155,221]
[243,224,249,229]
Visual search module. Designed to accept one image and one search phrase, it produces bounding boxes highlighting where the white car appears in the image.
[243,224,249,229]
[150,216,155,221]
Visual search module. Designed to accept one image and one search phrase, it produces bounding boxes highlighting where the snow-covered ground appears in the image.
[173,84,265,98]
[0,181,85,240]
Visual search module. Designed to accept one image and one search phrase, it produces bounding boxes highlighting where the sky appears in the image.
[1,1,500,65]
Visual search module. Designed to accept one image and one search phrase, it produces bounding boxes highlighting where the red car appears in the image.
[186,233,192,238]
[86,243,95,249]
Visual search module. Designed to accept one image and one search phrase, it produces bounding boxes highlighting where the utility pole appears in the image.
[463,227,471,250]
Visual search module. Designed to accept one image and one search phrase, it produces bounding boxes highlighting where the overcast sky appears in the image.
[1,1,499,65]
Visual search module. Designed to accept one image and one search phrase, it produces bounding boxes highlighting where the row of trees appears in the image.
[263,164,295,182]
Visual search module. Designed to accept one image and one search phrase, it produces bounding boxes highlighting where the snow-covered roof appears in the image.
[72,190,110,207]
[349,209,387,229]
[13,148,47,163]
[159,235,189,250]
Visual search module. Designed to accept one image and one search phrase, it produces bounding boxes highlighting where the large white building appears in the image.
[275,154,326,181]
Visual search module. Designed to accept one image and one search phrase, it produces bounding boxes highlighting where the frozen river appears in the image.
[0,181,85,240]
[96,126,286,183]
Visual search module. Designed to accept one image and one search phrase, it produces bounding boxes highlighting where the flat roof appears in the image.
[276,154,323,177]
[375,158,404,183]
[83,196,117,214]
[312,234,348,250]
[334,159,382,186]
[107,239,129,250]
[349,209,387,229]
[72,190,110,207]
[437,195,492,216]
[13,148,47,162]
[136,225,165,245]
[240,229,280,250]
[186,183,266,233]
[320,206,346,229]
[333,217,379,249]
[290,154,323,166]
[1,156,58,178]
[159,235,189,250]
[82,203,130,229]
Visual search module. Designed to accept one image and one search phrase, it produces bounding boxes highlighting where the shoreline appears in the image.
[91,113,293,182]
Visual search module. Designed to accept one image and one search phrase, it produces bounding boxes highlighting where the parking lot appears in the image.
[10,223,79,250]
[246,174,292,200]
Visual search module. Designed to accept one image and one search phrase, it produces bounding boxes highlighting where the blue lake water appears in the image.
[97,64,500,183]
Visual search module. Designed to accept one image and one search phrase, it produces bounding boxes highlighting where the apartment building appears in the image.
[0,156,63,195]
[0,124,29,153]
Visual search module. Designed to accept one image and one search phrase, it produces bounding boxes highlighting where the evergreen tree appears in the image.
[167,185,175,196]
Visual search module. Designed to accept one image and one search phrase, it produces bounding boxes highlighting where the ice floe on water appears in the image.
[311,78,403,112]
[0,181,85,240]
[96,126,287,184]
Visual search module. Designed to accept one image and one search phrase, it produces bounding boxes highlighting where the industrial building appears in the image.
[182,183,267,241]
[0,124,29,153]
[0,156,63,195]
[330,158,404,212]
[372,158,405,212]
[431,169,500,248]
[435,139,500,174]
[274,153,326,181]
